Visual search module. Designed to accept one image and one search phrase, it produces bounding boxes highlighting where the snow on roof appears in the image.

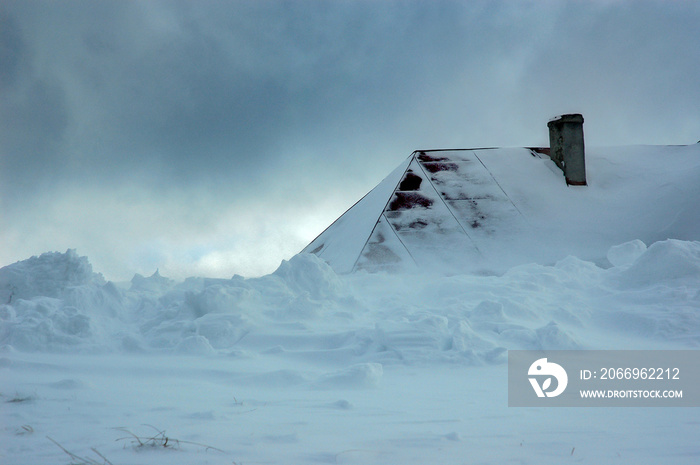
[302,144,700,274]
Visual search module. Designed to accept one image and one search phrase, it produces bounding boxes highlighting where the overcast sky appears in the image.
[1,0,699,281]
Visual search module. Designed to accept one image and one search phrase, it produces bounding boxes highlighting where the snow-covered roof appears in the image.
[302,145,700,274]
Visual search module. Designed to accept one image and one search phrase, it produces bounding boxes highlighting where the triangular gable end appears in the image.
[301,155,412,273]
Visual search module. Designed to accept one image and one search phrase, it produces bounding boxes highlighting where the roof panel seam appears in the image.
[415,157,484,257]
[350,153,416,273]
[471,150,525,218]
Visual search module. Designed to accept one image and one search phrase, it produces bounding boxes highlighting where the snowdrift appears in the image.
[2,243,698,360]
[1,244,699,465]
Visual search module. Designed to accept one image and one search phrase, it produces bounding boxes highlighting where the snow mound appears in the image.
[613,239,700,287]
[129,269,175,294]
[271,253,347,300]
[0,249,103,302]
[0,250,124,352]
[607,239,647,267]
[1,240,699,358]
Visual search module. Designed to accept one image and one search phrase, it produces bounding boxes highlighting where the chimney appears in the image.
[547,114,586,186]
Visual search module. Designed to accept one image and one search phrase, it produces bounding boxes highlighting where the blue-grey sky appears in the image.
[1,0,699,280]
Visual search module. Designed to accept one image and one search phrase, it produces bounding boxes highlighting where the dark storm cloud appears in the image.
[0,6,70,200]
[1,0,699,279]
[516,1,700,143]
[0,10,25,88]
[0,1,300,187]
[0,0,516,196]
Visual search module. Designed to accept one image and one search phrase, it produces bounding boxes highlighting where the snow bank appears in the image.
[271,252,347,300]
[0,249,103,302]
[612,239,700,287]
[1,242,700,464]
[0,250,123,352]
[606,239,647,267]
[1,243,699,360]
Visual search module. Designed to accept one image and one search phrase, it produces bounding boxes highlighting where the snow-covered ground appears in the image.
[1,241,699,464]
[1,144,699,464]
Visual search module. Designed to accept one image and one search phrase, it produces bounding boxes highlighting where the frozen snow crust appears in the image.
[2,242,698,359]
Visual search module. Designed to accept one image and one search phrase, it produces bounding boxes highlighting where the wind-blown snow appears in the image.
[2,243,698,357]
[1,241,699,463]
